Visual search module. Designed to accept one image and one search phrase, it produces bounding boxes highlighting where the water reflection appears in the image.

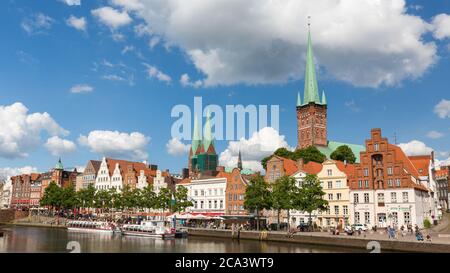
[0,225,360,253]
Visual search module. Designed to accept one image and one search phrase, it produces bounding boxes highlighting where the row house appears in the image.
[1,177,11,208]
[435,168,449,213]
[30,177,42,208]
[316,159,354,228]
[186,175,227,216]
[40,159,80,195]
[78,160,101,191]
[10,173,40,209]
[94,157,158,192]
[349,129,435,229]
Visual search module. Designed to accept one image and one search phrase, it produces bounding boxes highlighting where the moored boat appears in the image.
[67,221,116,234]
[121,220,175,239]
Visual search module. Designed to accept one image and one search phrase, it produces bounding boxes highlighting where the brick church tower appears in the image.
[296,27,327,149]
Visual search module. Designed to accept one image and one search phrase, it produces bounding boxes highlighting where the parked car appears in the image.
[344,225,354,235]
[352,224,368,231]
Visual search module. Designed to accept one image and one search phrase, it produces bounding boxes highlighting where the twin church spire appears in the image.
[297,27,326,107]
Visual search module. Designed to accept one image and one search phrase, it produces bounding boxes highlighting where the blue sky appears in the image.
[0,0,449,176]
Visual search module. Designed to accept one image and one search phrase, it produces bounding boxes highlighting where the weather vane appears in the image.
[307,15,311,30]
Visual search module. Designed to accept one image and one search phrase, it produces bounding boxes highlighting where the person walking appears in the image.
[387,226,392,239]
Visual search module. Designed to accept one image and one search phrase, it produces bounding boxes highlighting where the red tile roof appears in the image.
[335,161,356,178]
[408,155,431,177]
[302,161,323,175]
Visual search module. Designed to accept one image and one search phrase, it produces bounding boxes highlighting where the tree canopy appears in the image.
[261,146,326,169]
[330,145,356,164]
[244,175,272,230]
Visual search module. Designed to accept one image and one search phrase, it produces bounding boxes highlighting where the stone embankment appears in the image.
[187,228,450,253]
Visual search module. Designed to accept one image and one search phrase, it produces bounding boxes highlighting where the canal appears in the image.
[0,225,365,253]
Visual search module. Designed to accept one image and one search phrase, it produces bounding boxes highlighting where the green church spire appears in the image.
[297,92,302,106]
[203,110,214,152]
[321,90,327,105]
[303,29,320,105]
[191,115,201,153]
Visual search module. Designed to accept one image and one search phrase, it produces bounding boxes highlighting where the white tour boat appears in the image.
[121,220,175,239]
[67,220,117,234]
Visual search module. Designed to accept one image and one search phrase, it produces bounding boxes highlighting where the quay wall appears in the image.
[0,209,29,223]
[187,228,450,253]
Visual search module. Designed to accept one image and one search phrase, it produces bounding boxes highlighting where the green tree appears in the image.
[292,146,326,163]
[60,185,78,211]
[141,185,157,210]
[271,176,297,230]
[295,174,328,230]
[330,145,356,164]
[157,187,173,215]
[94,189,112,212]
[40,181,62,212]
[173,186,193,213]
[244,175,272,230]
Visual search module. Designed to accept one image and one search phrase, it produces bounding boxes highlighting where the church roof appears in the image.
[316,141,365,163]
[55,158,64,170]
[303,29,321,105]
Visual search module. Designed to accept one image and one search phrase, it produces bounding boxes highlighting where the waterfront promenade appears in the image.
[187,228,450,253]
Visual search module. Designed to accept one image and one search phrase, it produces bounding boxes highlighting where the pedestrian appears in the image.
[426,234,432,243]
[387,226,392,239]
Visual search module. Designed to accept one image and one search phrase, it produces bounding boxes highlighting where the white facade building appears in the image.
[289,170,318,227]
[350,187,433,229]
[187,177,226,215]
[95,157,114,191]
[1,177,12,208]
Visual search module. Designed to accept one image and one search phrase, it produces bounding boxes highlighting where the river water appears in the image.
[0,225,364,253]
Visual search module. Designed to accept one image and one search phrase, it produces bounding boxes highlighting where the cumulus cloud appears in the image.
[111,0,144,10]
[0,166,39,180]
[166,137,190,156]
[44,136,77,156]
[149,36,161,49]
[21,13,54,35]
[143,63,172,83]
[78,130,150,161]
[122,0,437,88]
[66,15,87,31]
[398,140,433,156]
[70,84,93,94]
[219,127,291,172]
[180,73,203,88]
[432,14,450,40]
[426,130,444,139]
[91,7,132,29]
[0,102,68,159]
[434,99,450,119]
[61,0,81,6]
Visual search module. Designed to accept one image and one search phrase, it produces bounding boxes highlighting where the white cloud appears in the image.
[121,45,134,54]
[149,36,161,49]
[78,130,150,161]
[70,84,93,94]
[432,14,450,40]
[61,0,81,6]
[434,99,450,119]
[91,7,132,29]
[0,102,68,159]
[0,166,39,180]
[344,100,360,112]
[143,63,172,83]
[435,157,450,168]
[166,138,190,156]
[426,130,444,139]
[111,0,144,11]
[180,73,203,88]
[111,32,126,42]
[219,127,291,172]
[66,15,87,31]
[21,13,54,35]
[44,136,77,156]
[75,165,86,172]
[126,0,437,88]
[398,140,433,156]
[102,74,126,81]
